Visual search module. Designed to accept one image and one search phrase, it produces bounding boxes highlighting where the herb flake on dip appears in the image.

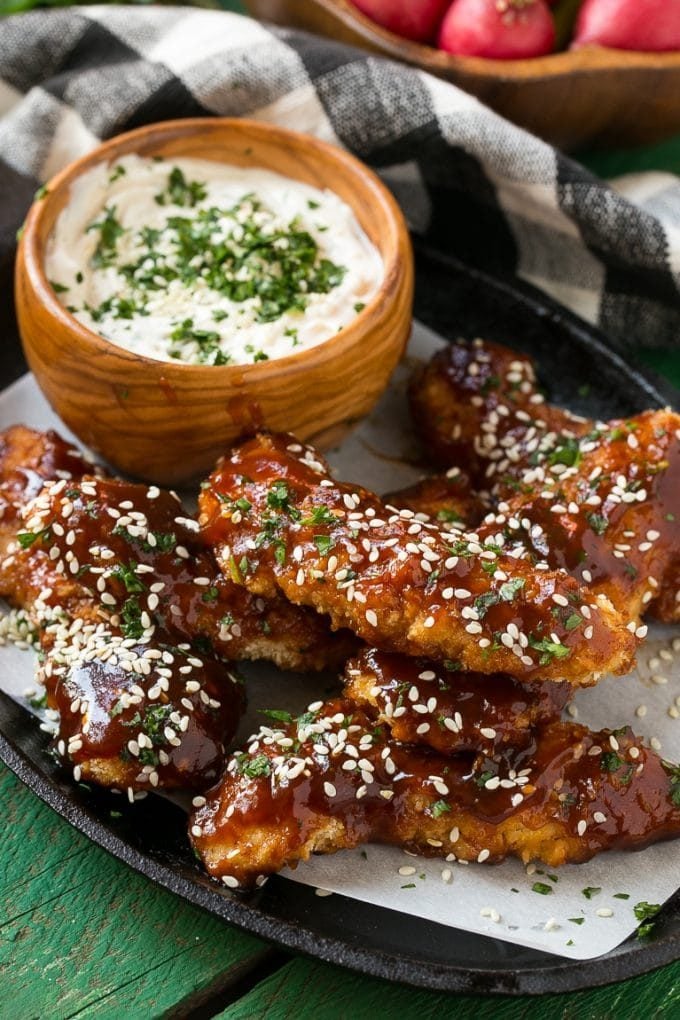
[45,155,384,366]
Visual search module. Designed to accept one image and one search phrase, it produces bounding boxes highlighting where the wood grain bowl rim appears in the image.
[17,117,411,388]
[259,0,680,81]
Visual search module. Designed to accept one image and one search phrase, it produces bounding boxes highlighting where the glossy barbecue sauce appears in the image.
[200,432,633,684]
[344,648,571,756]
[409,338,680,624]
[191,697,680,886]
[0,474,250,790]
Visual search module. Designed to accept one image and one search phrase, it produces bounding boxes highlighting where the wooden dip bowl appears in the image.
[245,0,680,151]
[15,118,413,486]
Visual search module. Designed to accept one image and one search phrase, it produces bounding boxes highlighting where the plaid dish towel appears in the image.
[0,6,678,352]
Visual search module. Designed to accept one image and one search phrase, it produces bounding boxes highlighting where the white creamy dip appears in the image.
[45,154,384,366]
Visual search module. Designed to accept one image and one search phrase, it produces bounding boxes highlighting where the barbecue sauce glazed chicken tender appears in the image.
[408,338,680,624]
[200,432,634,686]
[190,698,680,887]
[344,648,570,757]
[0,427,352,792]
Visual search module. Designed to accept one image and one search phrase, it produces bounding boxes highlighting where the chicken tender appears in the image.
[409,339,680,623]
[344,647,570,756]
[200,432,634,685]
[190,698,680,886]
[0,427,352,792]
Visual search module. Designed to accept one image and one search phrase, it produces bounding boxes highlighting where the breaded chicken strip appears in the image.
[0,425,102,555]
[200,433,634,685]
[343,648,570,756]
[0,427,354,673]
[408,340,680,623]
[190,697,680,886]
[0,427,352,793]
[41,621,245,793]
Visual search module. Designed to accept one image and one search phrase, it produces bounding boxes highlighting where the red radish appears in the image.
[438,0,556,59]
[349,0,451,43]
[572,0,680,51]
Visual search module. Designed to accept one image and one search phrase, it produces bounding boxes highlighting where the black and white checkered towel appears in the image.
[0,6,678,352]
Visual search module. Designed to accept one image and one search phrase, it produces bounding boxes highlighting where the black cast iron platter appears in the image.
[0,245,678,996]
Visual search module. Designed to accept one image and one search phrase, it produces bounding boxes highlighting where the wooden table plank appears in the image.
[217,956,680,1020]
[0,767,275,1020]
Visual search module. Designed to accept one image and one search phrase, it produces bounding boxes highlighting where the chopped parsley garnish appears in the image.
[140,704,174,743]
[582,886,601,900]
[547,437,581,468]
[529,635,570,664]
[169,318,228,366]
[474,592,501,618]
[120,596,145,640]
[436,508,462,524]
[498,578,525,602]
[569,917,585,925]
[354,302,366,314]
[665,762,680,806]
[202,587,219,603]
[480,374,500,396]
[87,206,124,268]
[111,561,146,594]
[155,167,207,208]
[313,535,334,557]
[614,893,630,900]
[260,709,294,724]
[564,612,582,631]
[475,769,495,788]
[600,751,624,773]
[236,753,271,778]
[114,526,176,555]
[430,799,451,818]
[109,165,126,184]
[232,497,252,514]
[301,505,339,527]
[532,882,553,895]
[17,528,50,549]
[634,901,661,938]
[586,512,609,536]
[266,480,300,520]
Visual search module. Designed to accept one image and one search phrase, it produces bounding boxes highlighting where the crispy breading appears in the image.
[0,428,353,673]
[190,697,680,886]
[409,339,680,623]
[344,647,570,756]
[0,426,352,792]
[200,432,635,685]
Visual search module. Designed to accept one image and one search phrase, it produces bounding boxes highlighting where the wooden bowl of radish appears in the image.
[245,0,680,151]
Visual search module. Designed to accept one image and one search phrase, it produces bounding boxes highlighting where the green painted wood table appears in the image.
[2,2,680,1014]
